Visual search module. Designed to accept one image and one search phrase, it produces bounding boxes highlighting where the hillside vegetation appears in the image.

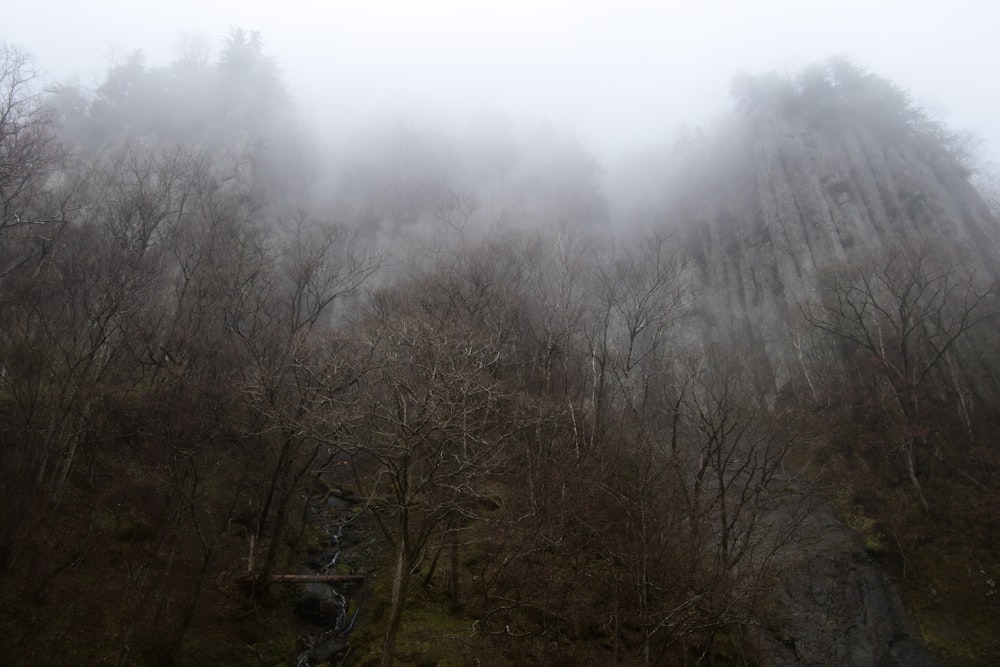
[1,40,998,666]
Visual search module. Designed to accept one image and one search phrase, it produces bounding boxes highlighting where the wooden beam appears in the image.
[237,573,366,584]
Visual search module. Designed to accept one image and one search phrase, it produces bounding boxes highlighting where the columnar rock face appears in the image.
[676,94,997,386]
[658,67,998,665]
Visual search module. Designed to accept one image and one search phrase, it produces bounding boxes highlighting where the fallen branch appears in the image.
[237,573,367,585]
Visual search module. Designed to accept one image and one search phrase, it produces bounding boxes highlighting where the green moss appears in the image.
[832,473,1000,665]
[864,535,888,555]
[898,543,1000,666]
[296,520,329,556]
[351,560,476,666]
[832,484,890,556]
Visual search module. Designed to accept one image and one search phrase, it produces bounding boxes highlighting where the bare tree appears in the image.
[583,230,687,450]
[235,215,380,596]
[336,280,537,667]
[803,240,997,509]
[664,349,799,660]
[0,44,70,236]
[517,224,595,397]
[805,244,995,509]
[0,143,193,503]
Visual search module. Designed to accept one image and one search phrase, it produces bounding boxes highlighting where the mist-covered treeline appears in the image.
[2,35,1000,666]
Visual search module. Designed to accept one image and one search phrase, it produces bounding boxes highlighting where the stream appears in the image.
[293,487,368,666]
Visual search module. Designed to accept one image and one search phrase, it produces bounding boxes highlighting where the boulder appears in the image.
[295,583,343,626]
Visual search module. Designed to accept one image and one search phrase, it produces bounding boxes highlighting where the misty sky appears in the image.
[8,1,1000,165]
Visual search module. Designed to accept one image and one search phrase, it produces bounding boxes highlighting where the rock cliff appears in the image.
[670,65,998,387]
[756,485,936,666]
[647,63,1000,665]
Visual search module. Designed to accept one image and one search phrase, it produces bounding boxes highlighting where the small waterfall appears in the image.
[294,491,365,666]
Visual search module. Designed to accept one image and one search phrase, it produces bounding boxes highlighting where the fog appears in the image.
[5,6,1000,664]
[8,0,1000,167]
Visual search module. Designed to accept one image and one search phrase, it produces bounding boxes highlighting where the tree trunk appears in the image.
[448,535,459,604]
[381,539,412,667]
[903,438,930,512]
[253,473,290,598]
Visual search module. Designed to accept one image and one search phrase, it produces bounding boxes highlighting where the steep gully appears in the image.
[291,468,370,667]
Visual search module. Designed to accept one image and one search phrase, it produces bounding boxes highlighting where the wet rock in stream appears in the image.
[295,582,346,626]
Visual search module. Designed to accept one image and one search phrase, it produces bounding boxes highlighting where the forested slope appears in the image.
[1,40,998,666]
